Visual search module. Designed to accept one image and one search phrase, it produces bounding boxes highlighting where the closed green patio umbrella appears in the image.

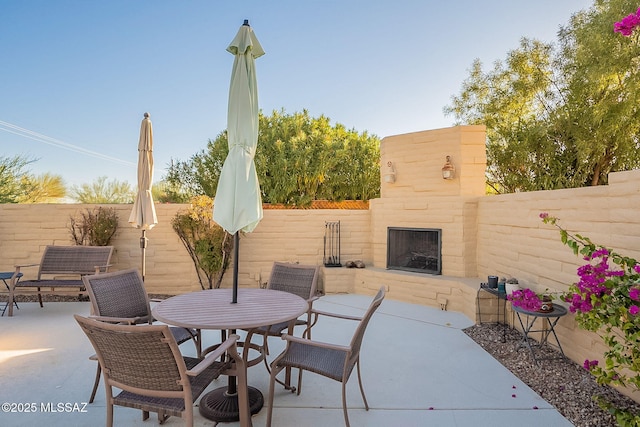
[213,20,264,304]
[203,20,265,422]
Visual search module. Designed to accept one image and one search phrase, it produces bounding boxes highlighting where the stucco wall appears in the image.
[475,169,640,401]
[0,203,372,295]
[476,170,640,288]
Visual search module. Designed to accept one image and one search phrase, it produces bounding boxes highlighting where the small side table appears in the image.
[512,303,567,364]
[477,284,508,342]
[1,272,23,316]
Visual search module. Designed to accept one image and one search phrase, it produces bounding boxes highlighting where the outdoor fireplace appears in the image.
[386,227,442,275]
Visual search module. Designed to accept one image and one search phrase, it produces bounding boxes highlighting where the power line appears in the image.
[0,120,136,167]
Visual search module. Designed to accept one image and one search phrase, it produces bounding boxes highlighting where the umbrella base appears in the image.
[199,385,264,422]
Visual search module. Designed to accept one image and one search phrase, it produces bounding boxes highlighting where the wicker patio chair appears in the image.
[242,262,319,383]
[82,268,198,403]
[266,286,386,427]
[74,315,252,427]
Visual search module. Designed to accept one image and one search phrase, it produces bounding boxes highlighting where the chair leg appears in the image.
[107,403,114,427]
[342,381,351,427]
[262,331,270,356]
[37,288,43,307]
[89,364,101,403]
[157,410,169,424]
[355,360,369,410]
[7,291,14,317]
[261,337,271,372]
[262,337,296,393]
[266,361,282,427]
[192,335,200,359]
[106,389,114,427]
[269,367,296,392]
[188,328,201,358]
[184,408,193,427]
[296,369,303,395]
[236,363,252,427]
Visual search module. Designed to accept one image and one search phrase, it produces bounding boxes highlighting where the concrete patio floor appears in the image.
[0,293,572,427]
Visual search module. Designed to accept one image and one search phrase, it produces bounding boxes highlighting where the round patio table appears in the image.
[152,288,308,422]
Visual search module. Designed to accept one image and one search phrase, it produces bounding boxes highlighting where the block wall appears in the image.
[474,169,640,401]
[0,204,371,295]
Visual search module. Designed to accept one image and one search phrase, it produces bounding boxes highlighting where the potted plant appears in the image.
[497,277,506,293]
[505,277,520,294]
[539,294,554,313]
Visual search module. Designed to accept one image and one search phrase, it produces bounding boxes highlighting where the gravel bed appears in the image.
[464,323,640,427]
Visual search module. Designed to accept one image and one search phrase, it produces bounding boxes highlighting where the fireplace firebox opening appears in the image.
[386,227,442,275]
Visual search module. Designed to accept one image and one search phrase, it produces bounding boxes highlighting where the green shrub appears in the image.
[171,195,232,289]
[69,206,118,246]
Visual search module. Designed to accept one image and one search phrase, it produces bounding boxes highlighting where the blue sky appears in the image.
[1,0,593,189]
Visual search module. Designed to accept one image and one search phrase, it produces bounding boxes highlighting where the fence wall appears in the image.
[0,203,372,295]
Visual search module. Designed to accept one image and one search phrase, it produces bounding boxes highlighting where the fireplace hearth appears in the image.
[387,227,442,275]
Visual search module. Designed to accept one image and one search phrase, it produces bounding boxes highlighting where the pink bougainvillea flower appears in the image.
[615,22,634,36]
[507,288,543,311]
[541,213,640,398]
[592,248,610,258]
[615,11,640,36]
[539,212,558,225]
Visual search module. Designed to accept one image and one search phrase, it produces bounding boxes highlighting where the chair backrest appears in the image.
[39,245,113,277]
[348,286,385,364]
[74,314,188,394]
[267,262,319,300]
[82,268,151,321]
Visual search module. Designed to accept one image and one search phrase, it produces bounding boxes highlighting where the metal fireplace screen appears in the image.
[386,227,442,275]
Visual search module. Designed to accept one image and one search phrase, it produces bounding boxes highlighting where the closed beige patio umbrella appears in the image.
[128,112,157,281]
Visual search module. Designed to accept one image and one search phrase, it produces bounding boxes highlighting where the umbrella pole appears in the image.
[232,232,239,303]
[140,229,147,281]
[227,233,239,398]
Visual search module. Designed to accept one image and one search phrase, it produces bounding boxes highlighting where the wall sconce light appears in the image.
[441,156,455,180]
[383,161,396,183]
